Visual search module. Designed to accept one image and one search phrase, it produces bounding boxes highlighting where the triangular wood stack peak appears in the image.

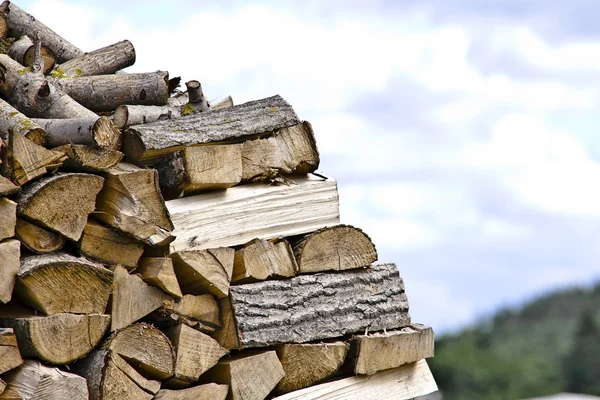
[0,2,438,399]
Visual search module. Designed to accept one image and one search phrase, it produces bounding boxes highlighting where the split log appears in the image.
[202,351,285,400]
[17,172,104,241]
[123,95,299,163]
[0,197,16,240]
[0,175,18,196]
[232,238,298,284]
[153,383,229,400]
[352,324,434,375]
[0,328,22,375]
[0,380,4,395]
[15,253,113,315]
[0,99,46,146]
[32,116,121,150]
[164,324,228,388]
[167,174,340,252]
[214,296,239,350]
[0,239,19,303]
[145,294,221,334]
[15,218,66,254]
[57,144,123,172]
[0,55,97,119]
[0,1,84,62]
[156,144,242,199]
[292,225,377,274]
[167,92,232,109]
[111,265,171,331]
[272,360,438,400]
[136,257,182,298]
[170,247,234,298]
[275,342,349,394]
[72,350,159,400]
[2,129,65,186]
[8,35,55,74]
[212,95,234,110]
[52,40,135,77]
[229,263,410,348]
[0,13,6,39]
[52,71,170,112]
[0,308,110,364]
[0,360,89,400]
[241,121,319,182]
[76,219,143,270]
[95,163,174,246]
[102,323,175,380]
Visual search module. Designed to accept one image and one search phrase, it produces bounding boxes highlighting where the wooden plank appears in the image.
[272,359,438,400]
[166,174,339,252]
[229,263,410,349]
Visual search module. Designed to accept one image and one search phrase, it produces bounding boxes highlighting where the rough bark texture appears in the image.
[153,384,229,400]
[292,225,378,274]
[33,116,122,150]
[16,172,104,240]
[15,218,66,254]
[232,238,298,284]
[353,324,434,375]
[123,95,299,163]
[275,342,349,394]
[56,144,123,172]
[0,239,19,304]
[0,197,16,240]
[230,263,410,348]
[136,257,182,298]
[94,163,174,246]
[166,174,339,252]
[8,34,55,74]
[0,328,22,375]
[52,40,135,77]
[0,98,46,146]
[52,71,169,112]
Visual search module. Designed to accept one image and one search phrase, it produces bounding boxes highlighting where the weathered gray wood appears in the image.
[229,263,410,348]
[52,71,169,112]
[123,95,299,163]
[0,1,84,62]
[166,174,339,252]
[52,40,135,77]
[0,328,22,375]
[8,34,55,74]
[0,98,46,146]
[33,116,121,150]
[0,239,19,304]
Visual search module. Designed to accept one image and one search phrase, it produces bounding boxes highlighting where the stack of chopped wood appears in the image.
[0,2,438,399]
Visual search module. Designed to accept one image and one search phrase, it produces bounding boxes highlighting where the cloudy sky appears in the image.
[17,0,600,333]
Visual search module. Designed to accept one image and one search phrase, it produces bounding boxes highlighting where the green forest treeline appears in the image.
[429,283,600,399]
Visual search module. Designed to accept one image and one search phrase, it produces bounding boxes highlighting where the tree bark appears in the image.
[0,197,16,240]
[0,328,22,375]
[33,116,121,150]
[123,95,299,164]
[229,263,410,348]
[8,35,55,74]
[52,40,135,77]
[0,239,19,304]
[16,172,104,241]
[0,98,46,146]
[153,384,229,400]
[232,238,298,284]
[15,218,66,254]
[135,257,182,298]
[52,71,170,112]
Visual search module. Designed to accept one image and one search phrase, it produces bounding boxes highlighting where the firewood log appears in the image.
[0,239,19,303]
[123,95,299,164]
[145,293,221,333]
[291,225,377,274]
[153,383,229,400]
[0,175,18,196]
[0,306,110,364]
[0,99,46,146]
[184,80,209,113]
[232,238,298,284]
[76,220,143,270]
[15,218,65,254]
[352,324,434,375]
[0,197,15,240]
[135,257,182,298]
[214,296,239,350]
[102,323,175,380]
[170,247,234,298]
[166,174,339,252]
[0,14,6,39]
[56,144,123,172]
[229,263,410,348]
[202,351,285,400]
[32,116,121,150]
[111,265,171,331]
[0,1,84,62]
[0,379,4,395]
[51,40,135,77]
[8,35,55,75]
[163,324,228,388]
[0,328,22,375]
[52,71,170,112]
[15,253,113,315]
[17,173,104,241]
[0,55,97,119]
[0,360,89,400]
[94,163,174,246]
[275,342,349,394]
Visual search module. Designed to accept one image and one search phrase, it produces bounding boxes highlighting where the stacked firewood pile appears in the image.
[0,2,438,399]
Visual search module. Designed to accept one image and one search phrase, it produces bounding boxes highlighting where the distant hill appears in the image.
[428,283,600,400]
